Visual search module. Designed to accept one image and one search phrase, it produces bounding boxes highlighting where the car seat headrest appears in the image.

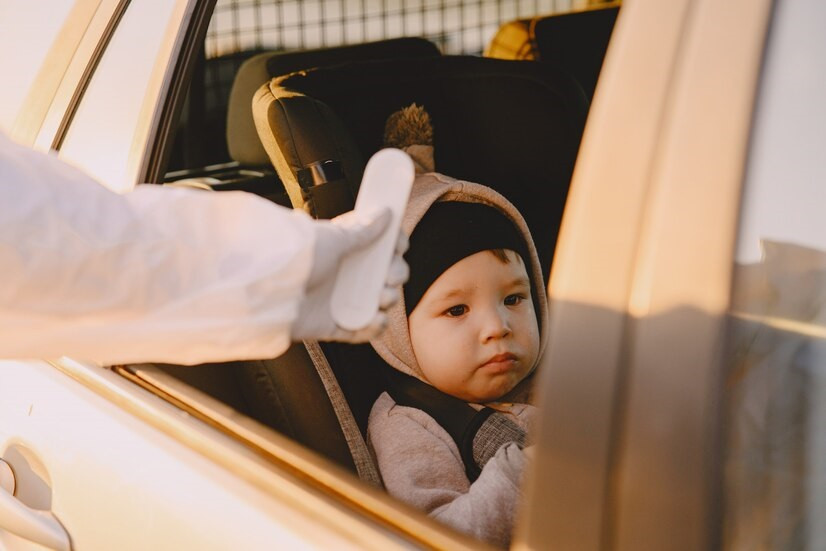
[226,38,441,166]
[254,55,588,278]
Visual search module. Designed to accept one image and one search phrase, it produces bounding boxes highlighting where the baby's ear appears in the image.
[383,103,435,174]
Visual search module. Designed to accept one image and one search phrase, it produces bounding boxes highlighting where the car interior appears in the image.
[120,0,620,537]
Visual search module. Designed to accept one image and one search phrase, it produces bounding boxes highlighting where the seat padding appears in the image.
[227,38,440,166]
[533,6,619,100]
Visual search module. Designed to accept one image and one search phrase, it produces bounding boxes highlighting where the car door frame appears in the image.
[11,0,126,147]
[517,0,774,549]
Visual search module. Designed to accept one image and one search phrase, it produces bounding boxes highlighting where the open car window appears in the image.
[125,0,622,547]
[1,0,618,548]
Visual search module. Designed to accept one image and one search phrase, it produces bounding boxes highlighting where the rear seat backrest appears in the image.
[485,5,619,101]
[533,6,619,101]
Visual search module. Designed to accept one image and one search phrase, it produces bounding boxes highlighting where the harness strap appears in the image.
[384,369,496,482]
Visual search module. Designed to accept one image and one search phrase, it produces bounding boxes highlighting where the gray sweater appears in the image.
[368,392,536,548]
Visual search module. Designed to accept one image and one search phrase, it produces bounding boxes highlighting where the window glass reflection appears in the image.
[725,1,826,549]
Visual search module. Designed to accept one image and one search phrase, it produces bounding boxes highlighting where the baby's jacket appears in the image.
[367,172,549,548]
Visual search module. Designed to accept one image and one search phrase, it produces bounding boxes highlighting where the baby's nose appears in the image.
[481,306,511,341]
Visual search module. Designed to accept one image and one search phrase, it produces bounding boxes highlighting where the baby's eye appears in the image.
[504,294,525,306]
[445,305,468,317]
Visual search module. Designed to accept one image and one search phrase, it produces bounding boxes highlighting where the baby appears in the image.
[367,107,547,548]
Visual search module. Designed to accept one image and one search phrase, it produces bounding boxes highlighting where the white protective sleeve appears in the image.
[0,133,316,365]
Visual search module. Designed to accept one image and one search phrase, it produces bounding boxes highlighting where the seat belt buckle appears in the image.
[297,159,344,188]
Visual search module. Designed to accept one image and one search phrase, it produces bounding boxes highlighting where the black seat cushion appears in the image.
[533,6,619,101]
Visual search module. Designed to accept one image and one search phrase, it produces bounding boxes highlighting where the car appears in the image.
[1,0,824,549]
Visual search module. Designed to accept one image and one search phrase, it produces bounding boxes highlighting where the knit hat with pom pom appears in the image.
[403,201,530,314]
[383,103,531,315]
[371,104,547,388]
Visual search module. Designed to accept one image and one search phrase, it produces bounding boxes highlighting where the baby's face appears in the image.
[408,250,540,403]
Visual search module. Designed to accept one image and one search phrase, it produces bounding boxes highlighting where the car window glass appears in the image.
[74,0,621,547]
[724,0,826,549]
[0,0,75,132]
[59,0,185,193]
[149,0,609,547]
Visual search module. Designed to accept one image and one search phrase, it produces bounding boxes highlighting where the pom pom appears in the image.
[383,103,435,174]
[383,103,433,149]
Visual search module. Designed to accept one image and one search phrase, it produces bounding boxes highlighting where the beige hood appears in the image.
[371,171,549,386]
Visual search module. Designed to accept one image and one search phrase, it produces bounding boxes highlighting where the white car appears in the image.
[1,0,824,549]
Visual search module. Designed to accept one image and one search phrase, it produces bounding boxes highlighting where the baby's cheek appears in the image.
[522,316,541,359]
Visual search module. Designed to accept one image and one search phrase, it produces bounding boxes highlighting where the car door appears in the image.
[516,0,775,549]
[0,1,433,549]
[12,0,813,549]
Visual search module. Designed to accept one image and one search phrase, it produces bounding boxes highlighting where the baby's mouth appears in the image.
[481,352,518,372]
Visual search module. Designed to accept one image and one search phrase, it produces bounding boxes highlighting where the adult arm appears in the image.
[0,133,316,365]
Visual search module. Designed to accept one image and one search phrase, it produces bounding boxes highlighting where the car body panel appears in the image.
[519,0,772,549]
[58,0,196,193]
[32,0,130,152]
[517,0,696,547]
[610,0,771,548]
[0,359,409,550]
[0,0,77,135]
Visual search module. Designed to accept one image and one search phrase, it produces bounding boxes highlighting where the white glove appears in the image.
[292,208,409,343]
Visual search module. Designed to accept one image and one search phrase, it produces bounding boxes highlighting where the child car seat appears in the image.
[250,55,589,482]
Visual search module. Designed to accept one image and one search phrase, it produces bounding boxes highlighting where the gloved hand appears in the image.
[292,208,409,343]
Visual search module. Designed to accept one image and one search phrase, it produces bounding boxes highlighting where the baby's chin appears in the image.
[455,378,522,404]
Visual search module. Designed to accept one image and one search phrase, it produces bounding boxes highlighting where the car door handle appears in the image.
[0,459,71,550]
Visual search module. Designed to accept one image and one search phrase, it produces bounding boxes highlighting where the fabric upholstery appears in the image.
[227,38,440,166]
[533,6,619,100]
